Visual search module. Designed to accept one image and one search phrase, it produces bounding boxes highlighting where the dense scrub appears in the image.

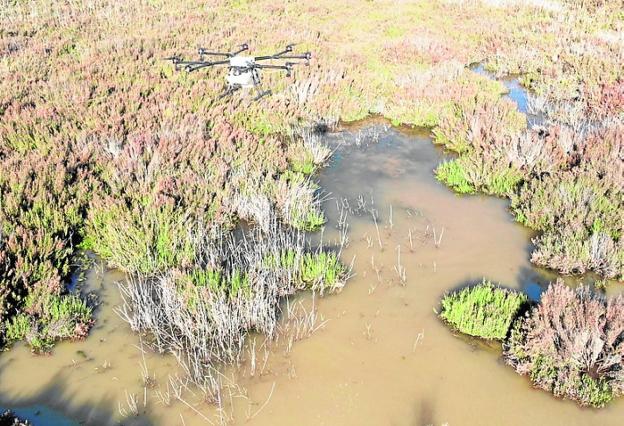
[439,280,527,340]
[441,279,624,407]
[505,281,624,408]
[0,0,620,372]
[118,219,347,388]
[432,1,623,280]
[0,142,98,349]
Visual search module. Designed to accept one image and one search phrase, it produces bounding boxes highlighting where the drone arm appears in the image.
[186,59,231,72]
[198,49,230,58]
[278,53,311,61]
[253,64,291,70]
[253,63,294,76]
[229,43,249,56]
[253,44,296,61]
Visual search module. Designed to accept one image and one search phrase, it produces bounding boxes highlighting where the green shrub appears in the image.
[484,167,523,197]
[187,268,223,291]
[435,160,475,194]
[86,203,199,273]
[4,292,92,353]
[264,250,347,294]
[293,209,327,231]
[301,252,346,293]
[439,280,527,340]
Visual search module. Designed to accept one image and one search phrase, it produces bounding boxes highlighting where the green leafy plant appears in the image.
[439,280,527,340]
[435,160,475,194]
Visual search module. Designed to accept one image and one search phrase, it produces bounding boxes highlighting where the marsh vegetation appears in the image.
[0,0,622,424]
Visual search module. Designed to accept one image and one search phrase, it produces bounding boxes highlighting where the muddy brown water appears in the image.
[0,124,622,425]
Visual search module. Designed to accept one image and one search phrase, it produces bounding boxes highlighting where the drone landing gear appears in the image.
[219,84,242,99]
[218,85,271,101]
[253,87,272,101]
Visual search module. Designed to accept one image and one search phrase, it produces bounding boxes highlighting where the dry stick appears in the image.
[372,210,383,250]
[394,245,406,285]
[248,382,276,420]
[408,228,414,252]
[433,227,445,248]
[389,205,393,230]
[176,395,215,425]
[412,330,425,352]
[371,254,382,283]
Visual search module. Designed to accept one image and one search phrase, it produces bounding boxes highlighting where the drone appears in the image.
[166,43,312,100]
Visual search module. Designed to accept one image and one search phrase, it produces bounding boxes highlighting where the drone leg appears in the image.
[218,84,241,99]
[253,86,272,101]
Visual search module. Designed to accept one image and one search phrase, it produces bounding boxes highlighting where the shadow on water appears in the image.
[0,367,152,426]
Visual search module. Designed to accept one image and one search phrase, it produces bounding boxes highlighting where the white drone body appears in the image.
[226,56,259,89]
[168,44,311,100]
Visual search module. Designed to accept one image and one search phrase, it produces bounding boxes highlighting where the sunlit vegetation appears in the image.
[439,280,527,340]
[4,292,92,353]
[441,279,624,408]
[428,2,623,280]
[119,219,349,389]
[0,0,621,389]
[505,281,624,408]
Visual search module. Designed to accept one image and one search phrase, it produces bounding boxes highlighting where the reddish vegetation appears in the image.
[505,281,624,407]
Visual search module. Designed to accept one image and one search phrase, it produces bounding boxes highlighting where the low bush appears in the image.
[301,252,346,294]
[119,219,348,388]
[4,292,92,353]
[504,280,624,407]
[439,280,527,340]
[512,171,623,280]
[0,143,96,346]
[264,249,347,294]
[435,160,475,194]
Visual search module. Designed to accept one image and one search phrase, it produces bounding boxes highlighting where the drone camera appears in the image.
[241,43,249,50]
[286,44,294,52]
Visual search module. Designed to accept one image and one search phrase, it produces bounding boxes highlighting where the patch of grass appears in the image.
[301,252,346,293]
[86,203,199,274]
[484,166,523,197]
[187,268,223,291]
[439,280,527,340]
[435,160,475,194]
[4,292,92,353]
[264,249,347,294]
[292,209,326,231]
